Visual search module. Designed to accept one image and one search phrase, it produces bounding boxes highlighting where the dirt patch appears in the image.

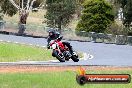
[3,28,18,33]
[0,65,78,73]
[27,17,43,24]
[0,65,132,73]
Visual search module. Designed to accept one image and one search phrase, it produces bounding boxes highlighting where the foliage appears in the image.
[0,0,17,16]
[76,0,114,33]
[0,8,3,20]
[123,0,132,26]
[75,0,85,18]
[110,0,132,35]
[45,0,77,31]
[105,22,125,35]
[0,0,43,17]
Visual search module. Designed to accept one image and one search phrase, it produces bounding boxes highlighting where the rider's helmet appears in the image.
[48,29,55,38]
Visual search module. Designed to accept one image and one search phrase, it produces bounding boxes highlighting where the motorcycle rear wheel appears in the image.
[71,55,79,62]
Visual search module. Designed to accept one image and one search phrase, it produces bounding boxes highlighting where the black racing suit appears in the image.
[47,32,73,53]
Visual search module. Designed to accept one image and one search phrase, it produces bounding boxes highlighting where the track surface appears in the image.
[0,34,132,66]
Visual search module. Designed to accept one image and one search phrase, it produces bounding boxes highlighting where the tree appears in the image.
[111,0,132,35]
[0,8,3,20]
[45,0,77,33]
[0,0,45,34]
[76,0,85,18]
[0,0,17,16]
[122,0,132,35]
[76,0,114,33]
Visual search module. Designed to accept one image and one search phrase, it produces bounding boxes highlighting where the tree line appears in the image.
[0,0,132,35]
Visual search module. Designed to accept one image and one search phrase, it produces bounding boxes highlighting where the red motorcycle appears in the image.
[49,38,79,62]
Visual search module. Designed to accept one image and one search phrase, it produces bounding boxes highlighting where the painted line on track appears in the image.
[0,40,46,48]
[80,53,94,60]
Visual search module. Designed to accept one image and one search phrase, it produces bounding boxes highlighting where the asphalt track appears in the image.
[0,34,132,66]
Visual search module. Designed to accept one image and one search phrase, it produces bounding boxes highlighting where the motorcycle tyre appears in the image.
[52,50,65,62]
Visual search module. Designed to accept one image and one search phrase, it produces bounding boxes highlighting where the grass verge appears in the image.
[0,42,82,62]
[0,70,131,88]
[0,42,53,62]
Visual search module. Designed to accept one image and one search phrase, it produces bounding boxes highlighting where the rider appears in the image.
[47,29,74,54]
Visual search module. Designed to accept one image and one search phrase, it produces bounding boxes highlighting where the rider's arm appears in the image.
[47,36,51,49]
[55,32,63,40]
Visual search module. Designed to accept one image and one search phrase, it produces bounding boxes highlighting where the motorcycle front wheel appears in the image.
[52,50,65,62]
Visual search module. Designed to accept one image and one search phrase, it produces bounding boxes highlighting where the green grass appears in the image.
[0,42,53,62]
[0,70,131,88]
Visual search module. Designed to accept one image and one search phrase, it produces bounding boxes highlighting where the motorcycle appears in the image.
[49,38,79,62]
